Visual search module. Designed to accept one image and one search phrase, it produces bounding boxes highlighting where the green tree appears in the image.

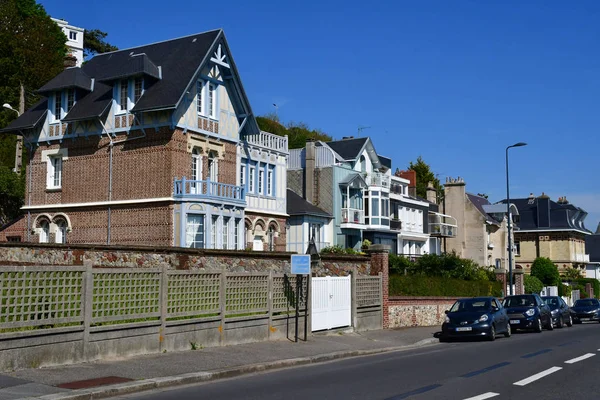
[256,115,332,149]
[83,29,118,59]
[524,275,544,295]
[530,257,560,286]
[0,166,25,225]
[407,156,443,201]
[562,267,582,281]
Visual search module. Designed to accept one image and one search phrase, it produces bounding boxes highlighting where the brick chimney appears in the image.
[426,182,437,204]
[64,54,77,69]
[395,169,417,197]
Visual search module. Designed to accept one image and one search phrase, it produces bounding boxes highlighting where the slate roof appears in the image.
[378,155,392,169]
[497,196,591,233]
[467,193,501,225]
[286,189,331,218]
[1,29,246,133]
[326,137,368,160]
[38,67,93,94]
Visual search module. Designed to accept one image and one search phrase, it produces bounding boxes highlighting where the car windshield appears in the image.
[504,295,535,308]
[574,299,598,307]
[543,297,559,307]
[450,299,491,313]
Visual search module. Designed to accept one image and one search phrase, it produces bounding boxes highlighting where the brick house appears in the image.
[0,29,288,250]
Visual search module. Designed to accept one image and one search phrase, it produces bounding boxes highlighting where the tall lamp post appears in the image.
[3,103,22,174]
[506,142,527,295]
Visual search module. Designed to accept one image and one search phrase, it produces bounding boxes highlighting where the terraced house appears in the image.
[0,29,289,250]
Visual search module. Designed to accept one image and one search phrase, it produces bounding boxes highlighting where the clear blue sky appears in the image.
[43,0,600,232]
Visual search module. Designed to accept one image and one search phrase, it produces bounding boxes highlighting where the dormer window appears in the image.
[53,92,62,122]
[66,89,75,112]
[134,77,143,103]
[119,80,128,112]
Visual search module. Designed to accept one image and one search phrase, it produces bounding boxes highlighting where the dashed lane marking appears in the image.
[460,362,511,378]
[565,353,595,364]
[463,392,500,400]
[521,348,552,358]
[384,384,442,400]
[513,366,562,386]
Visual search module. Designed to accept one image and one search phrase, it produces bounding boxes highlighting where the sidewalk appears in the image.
[0,326,439,400]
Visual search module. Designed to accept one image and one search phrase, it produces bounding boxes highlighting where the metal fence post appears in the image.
[219,271,227,346]
[159,266,168,352]
[82,262,93,361]
[351,267,358,330]
[379,272,384,329]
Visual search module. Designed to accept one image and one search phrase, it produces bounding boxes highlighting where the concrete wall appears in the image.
[388,297,456,328]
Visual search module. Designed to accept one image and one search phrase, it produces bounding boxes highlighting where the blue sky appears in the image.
[42,0,600,232]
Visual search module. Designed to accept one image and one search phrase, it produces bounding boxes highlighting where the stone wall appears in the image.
[0,243,371,275]
[388,297,456,328]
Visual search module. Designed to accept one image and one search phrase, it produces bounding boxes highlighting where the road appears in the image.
[113,323,600,400]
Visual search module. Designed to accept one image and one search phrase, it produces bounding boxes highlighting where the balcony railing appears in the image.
[174,178,245,204]
[244,131,288,153]
[390,219,402,231]
[574,254,590,263]
[341,208,364,225]
[364,172,391,189]
[428,212,458,238]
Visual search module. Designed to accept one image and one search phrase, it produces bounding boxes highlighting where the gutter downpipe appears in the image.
[20,130,34,242]
[98,115,147,245]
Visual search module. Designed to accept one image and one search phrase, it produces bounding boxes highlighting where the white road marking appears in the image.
[565,353,596,364]
[463,392,500,400]
[513,366,562,386]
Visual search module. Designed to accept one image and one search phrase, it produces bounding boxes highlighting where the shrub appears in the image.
[320,245,365,256]
[388,254,413,275]
[530,257,560,286]
[558,283,572,297]
[524,275,544,295]
[573,278,600,299]
[389,275,502,297]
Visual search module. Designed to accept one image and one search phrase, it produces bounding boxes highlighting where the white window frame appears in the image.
[51,92,62,123]
[223,217,229,249]
[66,89,75,113]
[197,79,205,116]
[39,220,49,243]
[208,83,217,119]
[185,214,205,248]
[69,31,77,40]
[267,168,273,196]
[240,164,246,187]
[43,149,68,190]
[133,77,144,104]
[258,168,264,195]
[117,79,129,114]
[208,153,218,182]
[211,215,219,249]
[249,166,256,193]
[55,220,67,244]
[234,219,240,250]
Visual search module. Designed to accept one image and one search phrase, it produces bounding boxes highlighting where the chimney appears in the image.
[396,169,417,197]
[305,141,316,204]
[426,182,437,204]
[64,54,77,69]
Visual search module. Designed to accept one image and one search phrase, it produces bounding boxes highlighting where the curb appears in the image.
[30,338,439,400]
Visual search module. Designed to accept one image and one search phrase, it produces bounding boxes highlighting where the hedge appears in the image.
[389,275,503,297]
[573,278,600,299]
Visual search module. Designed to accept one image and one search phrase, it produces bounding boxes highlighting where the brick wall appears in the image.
[388,297,456,328]
[245,212,288,252]
[369,245,389,328]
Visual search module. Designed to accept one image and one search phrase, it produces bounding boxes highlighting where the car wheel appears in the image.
[557,316,564,328]
[535,317,543,333]
[504,323,511,338]
[567,315,573,327]
[488,324,496,341]
[546,316,554,330]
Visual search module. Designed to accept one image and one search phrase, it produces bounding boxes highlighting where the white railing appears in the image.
[341,208,364,225]
[288,148,305,169]
[244,131,288,153]
[364,172,390,188]
[574,254,590,263]
[428,212,458,238]
[287,146,338,169]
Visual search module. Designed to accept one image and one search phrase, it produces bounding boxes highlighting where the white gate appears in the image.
[311,276,351,331]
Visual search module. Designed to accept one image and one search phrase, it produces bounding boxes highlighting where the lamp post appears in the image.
[506,142,527,295]
[3,103,22,174]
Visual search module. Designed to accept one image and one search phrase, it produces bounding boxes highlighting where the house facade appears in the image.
[0,30,288,250]
[286,189,333,254]
[52,18,85,67]
[443,177,514,268]
[501,193,592,272]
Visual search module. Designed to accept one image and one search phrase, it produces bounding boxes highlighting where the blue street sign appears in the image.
[291,255,311,275]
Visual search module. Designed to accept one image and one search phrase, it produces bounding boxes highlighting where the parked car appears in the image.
[570,298,600,323]
[440,297,510,342]
[503,294,553,332]
[542,296,573,328]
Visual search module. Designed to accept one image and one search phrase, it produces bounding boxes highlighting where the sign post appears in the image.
[291,255,311,342]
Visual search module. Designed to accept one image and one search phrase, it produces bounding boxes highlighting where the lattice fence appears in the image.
[272,274,308,313]
[225,273,269,315]
[0,267,85,329]
[167,271,220,319]
[91,269,161,324]
[356,276,382,308]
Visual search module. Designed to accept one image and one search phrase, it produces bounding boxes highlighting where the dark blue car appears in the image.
[440,297,511,341]
[503,294,553,332]
[571,298,600,323]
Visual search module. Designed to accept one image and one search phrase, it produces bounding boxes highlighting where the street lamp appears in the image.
[506,142,527,295]
[2,103,20,116]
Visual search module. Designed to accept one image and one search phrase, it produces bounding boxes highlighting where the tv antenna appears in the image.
[357,125,371,136]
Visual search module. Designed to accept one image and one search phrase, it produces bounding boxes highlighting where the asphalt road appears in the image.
[114,323,600,400]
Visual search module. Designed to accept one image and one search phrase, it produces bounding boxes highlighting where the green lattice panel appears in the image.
[225,274,268,315]
[167,272,221,318]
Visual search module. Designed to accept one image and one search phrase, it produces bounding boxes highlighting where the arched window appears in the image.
[55,219,67,244]
[267,222,278,252]
[39,219,50,243]
[208,150,218,182]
